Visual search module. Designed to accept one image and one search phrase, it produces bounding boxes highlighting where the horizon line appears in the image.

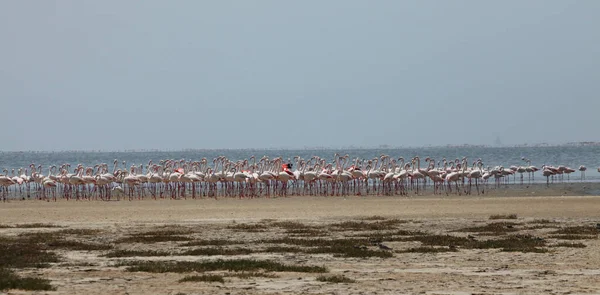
[1,141,599,153]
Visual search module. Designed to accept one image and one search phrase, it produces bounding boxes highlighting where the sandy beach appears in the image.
[2,188,600,294]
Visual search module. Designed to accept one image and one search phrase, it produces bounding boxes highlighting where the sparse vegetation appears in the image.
[489,214,518,220]
[455,222,520,235]
[3,216,594,293]
[116,235,193,244]
[228,272,279,279]
[182,239,245,247]
[308,245,393,258]
[398,247,458,253]
[261,237,364,247]
[14,223,63,228]
[115,227,196,244]
[527,219,558,224]
[475,235,547,252]
[181,247,253,256]
[269,221,313,229]
[263,246,304,253]
[17,232,58,243]
[11,232,111,251]
[316,275,355,283]
[501,247,548,253]
[285,228,327,236]
[330,219,407,231]
[0,238,60,268]
[227,223,268,232]
[56,228,102,236]
[402,234,472,247]
[352,229,426,239]
[119,259,327,273]
[135,228,195,236]
[551,226,598,235]
[548,234,596,240]
[360,216,388,221]
[401,233,547,253]
[178,275,224,284]
[0,268,55,291]
[103,250,171,257]
[47,240,113,251]
[549,242,586,248]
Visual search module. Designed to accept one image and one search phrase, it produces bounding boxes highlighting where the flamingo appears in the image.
[541,165,556,186]
[42,178,58,201]
[410,157,426,194]
[578,165,587,181]
[0,172,15,202]
[467,161,483,195]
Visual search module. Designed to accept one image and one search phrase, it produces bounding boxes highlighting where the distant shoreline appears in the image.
[2,142,600,153]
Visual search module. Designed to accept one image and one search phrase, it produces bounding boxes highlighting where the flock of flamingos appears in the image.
[0,154,598,202]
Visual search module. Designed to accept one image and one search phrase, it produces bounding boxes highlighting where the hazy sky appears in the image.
[1,1,599,151]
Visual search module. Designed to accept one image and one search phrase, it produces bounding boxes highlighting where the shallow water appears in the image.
[1,146,599,179]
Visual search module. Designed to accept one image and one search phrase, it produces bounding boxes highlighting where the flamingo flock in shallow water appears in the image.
[0,154,596,202]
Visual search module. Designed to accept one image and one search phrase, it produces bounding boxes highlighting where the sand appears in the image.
[1,187,600,294]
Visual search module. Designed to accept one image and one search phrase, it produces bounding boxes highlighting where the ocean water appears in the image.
[1,146,600,180]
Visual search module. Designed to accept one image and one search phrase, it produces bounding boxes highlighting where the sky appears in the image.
[1,0,599,151]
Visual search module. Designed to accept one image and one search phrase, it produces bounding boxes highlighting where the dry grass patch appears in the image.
[455,222,520,235]
[551,226,598,235]
[119,259,327,273]
[262,237,364,248]
[46,240,112,251]
[260,237,392,258]
[269,221,312,229]
[182,239,245,247]
[136,228,195,236]
[227,223,268,232]
[360,216,388,221]
[316,275,355,283]
[489,214,518,220]
[181,247,253,256]
[548,234,597,240]
[398,247,458,253]
[179,275,224,284]
[263,246,304,253]
[285,228,328,236]
[15,232,111,251]
[0,238,60,268]
[17,232,58,243]
[476,235,547,253]
[549,242,586,248]
[14,223,63,228]
[330,219,407,231]
[402,233,547,253]
[56,229,102,236]
[116,227,196,244]
[307,245,393,258]
[116,235,193,244]
[262,220,328,236]
[228,272,279,279]
[527,219,558,224]
[402,234,472,247]
[352,229,426,240]
[0,268,55,291]
[103,250,171,258]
